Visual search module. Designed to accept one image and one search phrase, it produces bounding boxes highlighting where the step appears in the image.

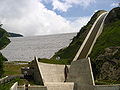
[44,82,75,90]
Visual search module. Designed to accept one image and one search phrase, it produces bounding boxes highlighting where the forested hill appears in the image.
[0,27,10,49]
[90,7,120,81]
[0,27,10,77]
[8,32,23,37]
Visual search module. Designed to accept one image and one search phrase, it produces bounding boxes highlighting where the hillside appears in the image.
[8,32,23,37]
[50,10,106,64]
[0,27,10,77]
[90,7,120,81]
[0,27,10,49]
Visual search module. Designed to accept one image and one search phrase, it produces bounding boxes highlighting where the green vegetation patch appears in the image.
[3,62,28,76]
[0,27,10,77]
[89,8,120,80]
[38,58,70,65]
[95,80,120,85]
[0,27,10,50]
[90,20,120,59]
[90,20,120,79]
[0,77,29,90]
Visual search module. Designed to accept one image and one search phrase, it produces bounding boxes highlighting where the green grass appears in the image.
[0,79,16,90]
[90,20,120,60]
[95,80,120,85]
[0,61,39,90]
[3,62,28,76]
[0,27,10,77]
[38,58,70,65]
[0,78,29,90]
[89,20,120,80]
[0,27,10,50]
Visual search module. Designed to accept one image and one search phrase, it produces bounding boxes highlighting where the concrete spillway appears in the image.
[73,12,108,61]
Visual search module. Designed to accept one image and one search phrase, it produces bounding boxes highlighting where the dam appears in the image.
[0,33,76,61]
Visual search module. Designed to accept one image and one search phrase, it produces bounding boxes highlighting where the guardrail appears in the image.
[10,82,18,90]
[0,76,8,84]
[0,75,23,84]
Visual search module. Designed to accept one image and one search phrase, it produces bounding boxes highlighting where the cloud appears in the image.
[0,0,90,36]
[70,16,90,30]
[110,3,119,7]
[42,0,96,12]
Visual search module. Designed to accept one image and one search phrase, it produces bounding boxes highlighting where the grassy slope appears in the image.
[39,10,106,64]
[0,78,28,90]
[51,10,106,63]
[0,27,10,50]
[90,7,120,80]
[0,27,10,77]
[90,20,120,59]
[3,62,28,76]
[0,61,38,90]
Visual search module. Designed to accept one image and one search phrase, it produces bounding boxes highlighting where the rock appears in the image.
[95,47,120,81]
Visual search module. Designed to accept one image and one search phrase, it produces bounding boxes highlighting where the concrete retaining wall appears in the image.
[0,76,8,84]
[94,85,120,90]
[28,86,47,90]
[17,85,25,90]
[17,85,47,90]
[45,82,74,90]
[68,58,95,85]
[30,57,44,85]
[38,62,70,83]
[10,82,18,90]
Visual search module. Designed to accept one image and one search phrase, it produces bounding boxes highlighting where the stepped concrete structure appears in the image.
[10,11,120,90]
[38,62,70,83]
[68,58,95,85]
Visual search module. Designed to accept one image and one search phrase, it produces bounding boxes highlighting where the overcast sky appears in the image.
[0,0,119,36]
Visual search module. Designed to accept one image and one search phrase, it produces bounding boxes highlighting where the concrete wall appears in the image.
[28,85,47,90]
[38,62,70,83]
[67,58,95,85]
[45,82,74,90]
[17,85,47,90]
[94,85,120,90]
[30,57,44,85]
[10,82,18,90]
[17,85,25,90]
